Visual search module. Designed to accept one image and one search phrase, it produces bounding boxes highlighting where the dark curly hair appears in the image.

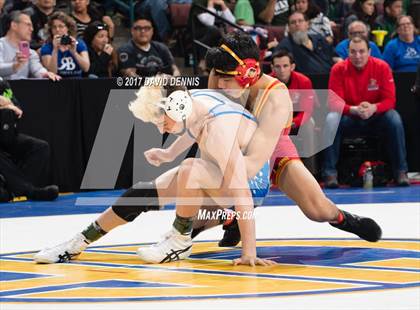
[205,31,260,74]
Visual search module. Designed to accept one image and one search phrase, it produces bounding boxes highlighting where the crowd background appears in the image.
[0,0,419,199]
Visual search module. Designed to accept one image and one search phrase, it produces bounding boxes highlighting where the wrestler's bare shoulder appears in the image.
[254,74,287,90]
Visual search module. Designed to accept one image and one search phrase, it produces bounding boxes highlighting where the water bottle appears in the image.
[363,161,373,189]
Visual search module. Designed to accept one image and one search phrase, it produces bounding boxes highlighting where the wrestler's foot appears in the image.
[34,233,89,263]
[330,210,382,242]
[137,228,192,263]
[219,217,241,247]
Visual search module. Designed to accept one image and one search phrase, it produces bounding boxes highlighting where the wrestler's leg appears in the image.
[97,167,180,232]
[34,167,181,263]
[279,160,381,241]
[219,160,382,246]
[278,160,339,222]
[177,158,268,241]
[92,157,226,242]
[137,158,237,263]
[173,157,243,239]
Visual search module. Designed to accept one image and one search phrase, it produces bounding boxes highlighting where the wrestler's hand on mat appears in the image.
[144,148,172,166]
[233,255,277,267]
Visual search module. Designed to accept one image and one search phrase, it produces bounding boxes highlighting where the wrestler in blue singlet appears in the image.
[190,90,270,206]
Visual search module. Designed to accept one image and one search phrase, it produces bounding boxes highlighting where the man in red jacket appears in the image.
[270,49,317,174]
[323,36,409,188]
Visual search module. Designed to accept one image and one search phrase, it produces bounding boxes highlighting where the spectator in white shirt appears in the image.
[0,10,60,80]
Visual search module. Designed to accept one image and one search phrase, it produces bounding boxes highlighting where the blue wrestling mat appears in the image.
[0,186,419,219]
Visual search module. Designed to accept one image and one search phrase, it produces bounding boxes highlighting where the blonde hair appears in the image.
[129,75,189,123]
[129,85,165,123]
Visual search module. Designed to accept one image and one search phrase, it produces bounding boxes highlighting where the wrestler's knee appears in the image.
[111,182,160,222]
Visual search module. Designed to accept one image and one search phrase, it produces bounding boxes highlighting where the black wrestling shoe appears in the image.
[218,217,241,247]
[330,210,382,242]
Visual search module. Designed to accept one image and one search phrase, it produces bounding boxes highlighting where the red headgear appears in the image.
[215,44,261,88]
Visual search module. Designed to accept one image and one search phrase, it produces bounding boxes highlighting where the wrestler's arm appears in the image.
[144,132,196,167]
[205,121,257,260]
[244,90,292,177]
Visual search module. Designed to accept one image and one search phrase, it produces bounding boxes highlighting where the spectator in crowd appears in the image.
[252,0,291,25]
[83,21,117,77]
[27,0,56,50]
[117,15,180,77]
[374,0,403,46]
[344,0,378,37]
[0,78,59,202]
[275,11,337,74]
[0,10,60,80]
[336,20,382,59]
[189,0,236,72]
[41,11,90,78]
[293,0,334,44]
[323,36,409,188]
[71,0,114,39]
[383,15,420,72]
[270,49,317,173]
[234,0,255,25]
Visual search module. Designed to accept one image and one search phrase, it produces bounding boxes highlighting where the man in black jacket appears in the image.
[0,78,58,202]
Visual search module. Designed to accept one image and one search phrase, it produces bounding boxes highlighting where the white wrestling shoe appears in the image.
[137,228,193,263]
[33,233,89,264]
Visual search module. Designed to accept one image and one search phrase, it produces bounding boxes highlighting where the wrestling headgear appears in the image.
[156,90,193,122]
[215,44,261,88]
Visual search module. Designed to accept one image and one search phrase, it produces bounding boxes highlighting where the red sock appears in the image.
[329,211,344,224]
